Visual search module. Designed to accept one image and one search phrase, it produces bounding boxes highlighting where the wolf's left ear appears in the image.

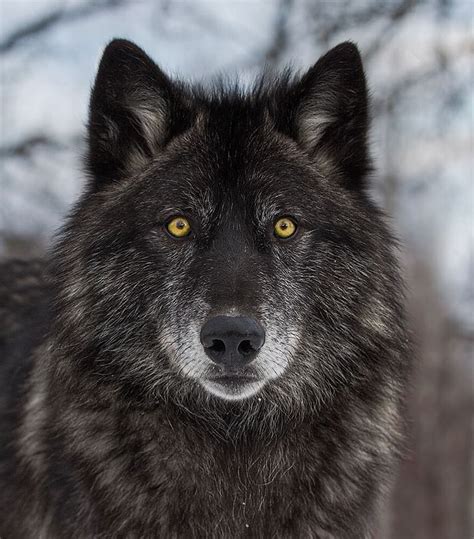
[87,39,191,187]
[293,42,370,189]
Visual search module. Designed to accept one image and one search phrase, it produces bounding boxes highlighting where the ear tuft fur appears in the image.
[295,42,370,189]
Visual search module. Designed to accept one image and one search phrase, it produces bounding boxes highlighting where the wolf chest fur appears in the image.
[0,39,411,538]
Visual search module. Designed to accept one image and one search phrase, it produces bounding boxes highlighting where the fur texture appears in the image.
[0,39,411,538]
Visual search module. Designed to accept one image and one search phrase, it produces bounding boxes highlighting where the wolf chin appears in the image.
[0,39,411,537]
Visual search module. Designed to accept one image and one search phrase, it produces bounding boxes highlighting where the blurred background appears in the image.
[0,0,472,537]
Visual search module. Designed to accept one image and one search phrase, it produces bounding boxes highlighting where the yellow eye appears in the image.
[274,217,297,239]
[166,216,191,238]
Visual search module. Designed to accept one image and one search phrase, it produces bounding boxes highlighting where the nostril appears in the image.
[238,340,254,356]
[209,339,225,354]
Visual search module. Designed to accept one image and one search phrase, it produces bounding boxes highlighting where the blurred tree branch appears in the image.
[0,136,62,158]
[0,0,128,54]
[364,0,420,60]
[264,0,293,66]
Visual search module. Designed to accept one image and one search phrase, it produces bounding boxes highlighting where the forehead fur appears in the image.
[140,113,324,226]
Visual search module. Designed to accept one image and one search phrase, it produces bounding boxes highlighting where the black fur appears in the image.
[0,39,411,538]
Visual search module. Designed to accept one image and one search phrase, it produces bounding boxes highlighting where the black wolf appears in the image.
[0,39,411,537]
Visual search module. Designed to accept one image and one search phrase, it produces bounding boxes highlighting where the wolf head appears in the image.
[52,40,405,413]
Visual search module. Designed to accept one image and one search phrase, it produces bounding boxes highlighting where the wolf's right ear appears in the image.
[87,39,191,187]
[288,42,370,190]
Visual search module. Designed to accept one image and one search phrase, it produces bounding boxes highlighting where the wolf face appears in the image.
[52,40,403,409]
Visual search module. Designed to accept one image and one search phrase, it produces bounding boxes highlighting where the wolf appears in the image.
[0,39,411,537]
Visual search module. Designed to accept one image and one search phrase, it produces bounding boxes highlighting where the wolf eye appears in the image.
[274,217,297,239]
[166,216,191,238]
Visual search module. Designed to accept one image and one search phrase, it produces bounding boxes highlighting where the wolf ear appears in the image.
[87,39,188,187]
[293,42,370,189]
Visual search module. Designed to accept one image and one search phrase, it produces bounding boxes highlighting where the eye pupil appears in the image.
[274,217,297,239]
[166,216,191,238]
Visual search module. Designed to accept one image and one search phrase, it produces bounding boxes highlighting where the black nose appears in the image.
[200,316,265,368]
